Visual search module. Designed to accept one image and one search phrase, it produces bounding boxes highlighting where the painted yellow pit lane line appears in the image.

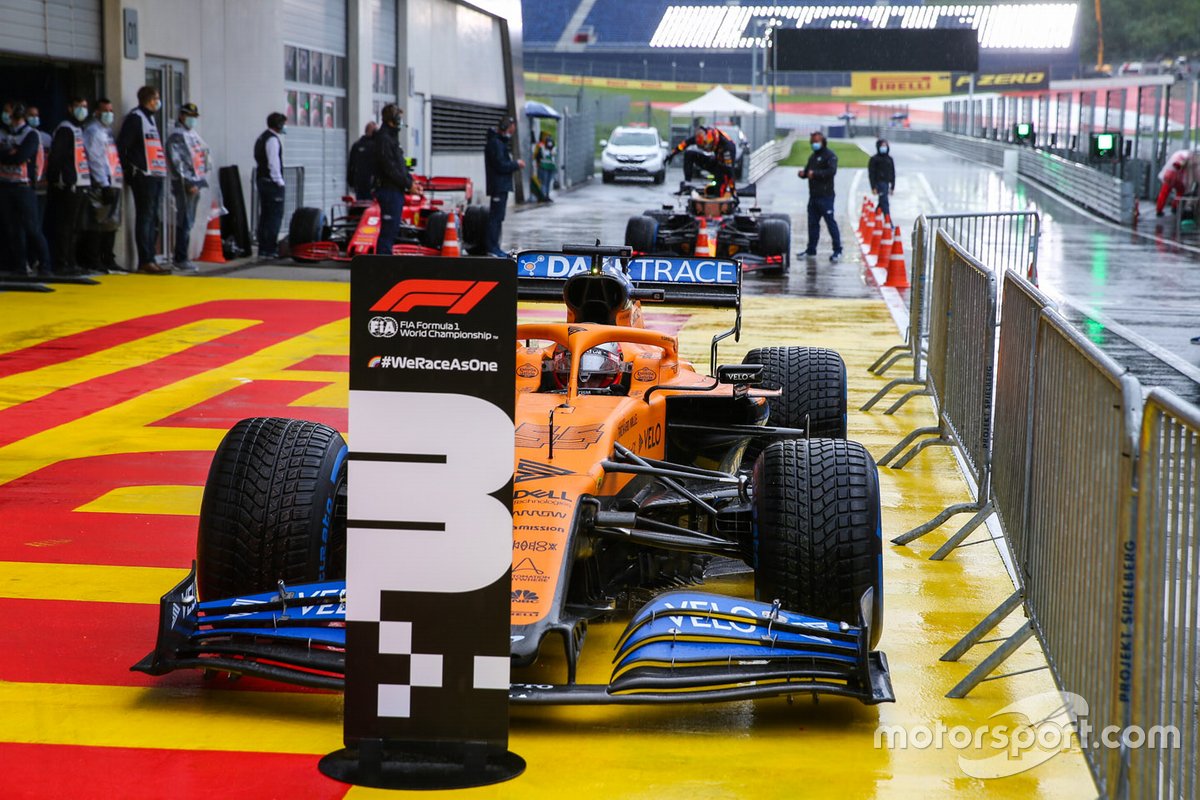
[0,275,1096,798]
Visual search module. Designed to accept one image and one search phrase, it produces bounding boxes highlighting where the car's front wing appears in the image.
[133,568,892,705]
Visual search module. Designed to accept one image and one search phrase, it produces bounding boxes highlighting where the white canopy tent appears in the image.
[669,86,765,119]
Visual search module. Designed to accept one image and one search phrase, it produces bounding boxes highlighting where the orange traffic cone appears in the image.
[884,227,910,288]
[868,215,884,263]
[858,199,873,239]
[860,208,876,251]
[695,219,714,257]
[875,224,894,267]
[441,211,461,257]
[199,201,225,263]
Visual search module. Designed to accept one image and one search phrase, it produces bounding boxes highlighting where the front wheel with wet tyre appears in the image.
[288,207,327,262]
[743,346,847,439]
[753,438,883,648]
[461,205,489,255]
[625,215,659,253]
[196,417,347,600]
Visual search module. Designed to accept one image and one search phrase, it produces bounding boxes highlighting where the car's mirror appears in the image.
[599,139,608,147]
[717,364,764,386]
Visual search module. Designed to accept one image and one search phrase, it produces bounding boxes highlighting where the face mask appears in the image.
[880,146,889,154]
[28,116,40,128]
[73,106,88,122]
[811,141,823,151]
[184,117,197,131]
[280,125,287,135]
[149,99,161,113]
[1,112,10,125]
[100,111,114,126]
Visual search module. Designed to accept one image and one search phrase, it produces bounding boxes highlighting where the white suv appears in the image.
[600,126,666,184]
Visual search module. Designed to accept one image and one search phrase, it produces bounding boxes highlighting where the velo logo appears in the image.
[371,279,498,315]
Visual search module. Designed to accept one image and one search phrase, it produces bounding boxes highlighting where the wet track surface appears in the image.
[508,141,1200,403]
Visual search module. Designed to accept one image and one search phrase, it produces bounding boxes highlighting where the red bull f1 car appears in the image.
[288,175,489,262]
[625,181,792,276]
[134,246,891,706]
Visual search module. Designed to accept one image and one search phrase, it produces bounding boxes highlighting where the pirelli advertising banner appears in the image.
[951,68,1051,94]
[323,256,521,789]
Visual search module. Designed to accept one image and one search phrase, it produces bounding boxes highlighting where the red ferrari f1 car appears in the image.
[287,175,489,262]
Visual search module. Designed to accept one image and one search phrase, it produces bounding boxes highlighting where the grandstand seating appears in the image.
[522,0,581,45]
[582,0,673,46]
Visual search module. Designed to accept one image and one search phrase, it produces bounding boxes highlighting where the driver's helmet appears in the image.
[551,342,624,389]
[696,128,717,152]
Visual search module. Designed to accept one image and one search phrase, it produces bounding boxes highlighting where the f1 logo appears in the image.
[371,279,498,315]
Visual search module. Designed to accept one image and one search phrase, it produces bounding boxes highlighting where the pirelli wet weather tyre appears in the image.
[288,207,327,262]
[625,215,659,253]
[420,210,448,250]
[462,205,489,255]
[757,218,791,274]
[197,417,348,600]
[753,438,883,648]
[744,346,847,439]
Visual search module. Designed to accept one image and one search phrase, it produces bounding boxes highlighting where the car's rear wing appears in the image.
[514,245,742,373]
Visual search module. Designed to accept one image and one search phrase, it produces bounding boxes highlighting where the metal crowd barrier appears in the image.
[879,233,997,543]
[938,301,1141,798]
[1128,388,1200,800]
[864,211,1040,417]
[747,134,794,184]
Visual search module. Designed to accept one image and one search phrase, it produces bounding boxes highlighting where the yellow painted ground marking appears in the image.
[0,561,189,604]
[74,485,204,517]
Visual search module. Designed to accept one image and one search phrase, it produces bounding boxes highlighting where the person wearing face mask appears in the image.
[372,104,413,256]
[483,115,525,258]
[79,99,124,273]
[797,131,841,263]
[868,139,896,221]
[166,103,209,272]
[118,86,170,274]
[24,105,52,238]
[0,104,52,275]
[254,112,288,261]
[45,97,93,275]
[0,100,13,135]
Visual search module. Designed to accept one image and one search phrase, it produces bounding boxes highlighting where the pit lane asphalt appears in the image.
[508,146,1200,404]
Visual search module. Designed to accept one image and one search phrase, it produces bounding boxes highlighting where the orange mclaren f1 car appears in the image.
[135,246,892,705]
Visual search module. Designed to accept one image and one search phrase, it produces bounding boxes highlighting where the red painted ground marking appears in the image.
[0,743,349,800]
[0,598,328,693]
[283,354,348,372]
[150,380,347,432]
[0,299,346,448]
[0,451,208,567]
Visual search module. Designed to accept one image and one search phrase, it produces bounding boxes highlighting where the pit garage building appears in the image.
[0,0,524,264]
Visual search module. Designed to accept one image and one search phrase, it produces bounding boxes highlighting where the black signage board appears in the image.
[773,28,979,72]
[951,68,1051,93]
[320,256,523,789]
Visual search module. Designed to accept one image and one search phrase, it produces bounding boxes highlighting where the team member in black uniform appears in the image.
[868,139,896,220]
[372,104,413,256]
[798,131,841,262]
[346,121,378,200]
[253,112,287,261]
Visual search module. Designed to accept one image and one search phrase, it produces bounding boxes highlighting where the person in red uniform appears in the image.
[1156,149,1196,216]
[666,125,737,196]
